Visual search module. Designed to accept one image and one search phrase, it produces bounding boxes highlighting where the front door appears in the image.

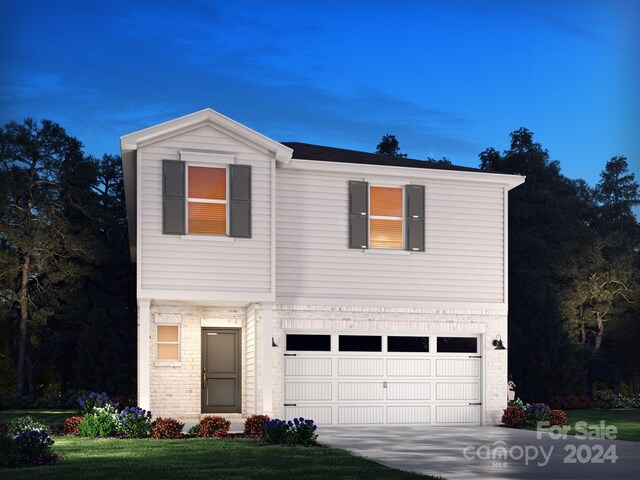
[201,328,241,413]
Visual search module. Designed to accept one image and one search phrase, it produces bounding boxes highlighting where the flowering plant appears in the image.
[63,416,84,435]
[286,417,318,446]
[77,392,114,415]
[7,416,48,435]
[525,403,551,427]
[78,405,119,437]
[501,406,526,428]
[549,409,568,426]
[118,406,152,438]
[150,418,184,439]
[244,414,270,437]
[13,430,55,464]
[196,416,230,438]
[261,419,290,444]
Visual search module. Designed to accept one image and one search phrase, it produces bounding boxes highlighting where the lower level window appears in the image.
[339,335,382,352]
[437,337,477,353]
[286,334,331,351]
[157,325,180,360]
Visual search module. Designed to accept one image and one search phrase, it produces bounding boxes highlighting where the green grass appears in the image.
[0,409,77,425]
[1,436,437,480]
[565,409,640,442]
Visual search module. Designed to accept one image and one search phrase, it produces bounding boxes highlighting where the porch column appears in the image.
[138,298,151,410]
[261,302,274,415]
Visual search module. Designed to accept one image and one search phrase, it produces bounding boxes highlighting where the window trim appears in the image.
[156,324,181,361]
[368,184,404,250]
[185,163,229,237]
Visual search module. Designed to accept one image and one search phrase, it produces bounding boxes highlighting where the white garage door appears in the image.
[283,333,482,425]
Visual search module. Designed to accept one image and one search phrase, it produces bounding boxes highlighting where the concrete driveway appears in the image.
[318,426,640,479]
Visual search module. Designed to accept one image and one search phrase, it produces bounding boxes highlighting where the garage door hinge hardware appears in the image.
[468,355,482,358]
[469,402,482,405]
[383,381,387,388]
[284,353,297,357]
[284,403,297,407]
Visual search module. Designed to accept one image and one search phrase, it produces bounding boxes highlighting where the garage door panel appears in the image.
[386,358,430,377]
[285,382,332,401]
[387,406,430,424]
[338,382,384,401]
[436,382,479,401]
[286,406,332,425]
[436,358,480,377]
[338,358,384,376]
[436,405,481,424]
[338,406,384,424]
[387,382,430,400]
[285,357,332,376]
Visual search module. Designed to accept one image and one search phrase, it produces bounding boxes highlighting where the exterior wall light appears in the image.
[492,334,506,350]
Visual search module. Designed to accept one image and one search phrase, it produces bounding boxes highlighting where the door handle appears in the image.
[202,369,206,389]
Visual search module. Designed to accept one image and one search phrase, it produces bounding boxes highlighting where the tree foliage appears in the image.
[375,134,408,157]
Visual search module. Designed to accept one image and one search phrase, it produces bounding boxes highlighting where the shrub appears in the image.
[63,416,84,435]
[111,396,129,411]
[507,398,527,410]
[34,394,62,409]
[525,403,550,427]
[151,418,184,439]
[197,416,230,438]
[0,435,20,468]
[244,414,270,437]
[77,392,114,415]
[549,409,568,426]
[118,407,152,438]
[262,419,290,444]
[7,416,48,436]
[613,393,640,409]
[286,417,318,446]
[593,389,616,409]
[550,395,592,410]
[501,406,526,428]
[187,424,200,436]
[14,430,56,465]
[78,405,119,437]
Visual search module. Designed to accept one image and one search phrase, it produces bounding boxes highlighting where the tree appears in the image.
[595,156,640,232]
[375,134,408,157]
[0,119,99,401]
[426,156,452,165]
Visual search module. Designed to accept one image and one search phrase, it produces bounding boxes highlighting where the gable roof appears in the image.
[281,142,486,173]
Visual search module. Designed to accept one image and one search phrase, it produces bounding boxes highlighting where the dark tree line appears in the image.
[0,120,637,406]
[0,119,135,404]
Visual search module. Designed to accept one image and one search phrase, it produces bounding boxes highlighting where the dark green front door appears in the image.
[201,329,241,413]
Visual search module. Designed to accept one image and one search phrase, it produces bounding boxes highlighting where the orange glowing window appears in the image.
[187,166,226,235]
[157,325,179,360]
[370,186,403,249]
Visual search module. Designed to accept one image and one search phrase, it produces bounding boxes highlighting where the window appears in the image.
[339,335,382,352]
[187,166,226,235]
[157,325,180,360]
[286,334,331,351]
[388,336,429,352]
[370,186,403,249]
[437,337,478,353]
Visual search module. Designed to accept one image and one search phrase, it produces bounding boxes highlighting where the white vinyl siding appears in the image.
[276,169,504,304]
[139,125,271,294]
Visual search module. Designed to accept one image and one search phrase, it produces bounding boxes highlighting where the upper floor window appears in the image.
[370,186,403,249]
[348,181,424,252]
[187,166,227,235]
[162,159,251,238]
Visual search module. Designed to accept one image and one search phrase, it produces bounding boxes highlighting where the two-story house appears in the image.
[121,108,524,426]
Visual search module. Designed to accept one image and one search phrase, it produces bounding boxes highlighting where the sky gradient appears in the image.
[1,0,638,189]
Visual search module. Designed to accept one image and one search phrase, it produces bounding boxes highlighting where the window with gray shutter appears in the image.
[162,160,185,235]
[229,164,251,238]
[349,180,368,249]
[405,184,425,251]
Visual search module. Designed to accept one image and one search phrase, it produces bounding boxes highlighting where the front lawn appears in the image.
[0,409,77,425]
[1,436,436,480]
[565,409,640,442]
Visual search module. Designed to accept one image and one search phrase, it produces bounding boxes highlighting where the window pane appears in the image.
[370,186,402,217]
[437,337,478,353]
[157,344,179,360]
[370,219,402,249]
[388,336,429,352]
[189,166,226,200]
[286,334,331,351]
[188,202,226,235]
[157,325,179,342]
[339,335,382,352]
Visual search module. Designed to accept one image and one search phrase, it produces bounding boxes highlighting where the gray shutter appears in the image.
[405,184,425,251]
[229,164,251,238]
[349,181,368,249]
[162,160,185,235]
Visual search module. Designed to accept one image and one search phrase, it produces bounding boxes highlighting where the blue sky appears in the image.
[1,0,638,189]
